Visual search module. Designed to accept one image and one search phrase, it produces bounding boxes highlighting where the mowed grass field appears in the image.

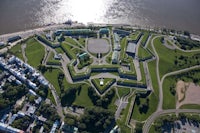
[162,76,176,109]
[153,36,200,79]
[131,93,158,121]
[148,60,159,97]
[138,45,152,59]
[25,38,45,68]
[43,68,69,96]
[9,43,24,61]
[44,68,94,108]
[73,84,94,108]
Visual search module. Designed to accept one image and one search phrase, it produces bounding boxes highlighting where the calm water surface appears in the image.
[0,0,200,34]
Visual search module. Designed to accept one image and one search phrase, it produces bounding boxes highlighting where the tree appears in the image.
[61,88,77,106]
[78,107,115,132]
[135,123,143,133]
[183,31,190,37]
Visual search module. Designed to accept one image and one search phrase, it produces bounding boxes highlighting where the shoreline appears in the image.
[0,22,200,43]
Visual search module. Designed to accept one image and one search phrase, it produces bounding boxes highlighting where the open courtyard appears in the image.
[87,38,110,54]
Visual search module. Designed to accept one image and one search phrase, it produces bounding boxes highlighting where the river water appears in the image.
[0,0,200,35]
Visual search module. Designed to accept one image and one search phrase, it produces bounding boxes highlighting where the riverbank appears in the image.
[0,22,200,43]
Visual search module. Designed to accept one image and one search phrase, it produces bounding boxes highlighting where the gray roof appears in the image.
[112,51,119,63]
[126,42,136,54]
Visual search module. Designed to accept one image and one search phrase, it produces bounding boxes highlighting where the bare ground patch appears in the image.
[176,80,200,109]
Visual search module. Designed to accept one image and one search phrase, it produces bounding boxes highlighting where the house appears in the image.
[38,115,47,123]
[27,80,37,89]
[0,122,24,133]
[50,120,59,133]
[35,97,42,105]
[29,89,37,98]
[25,105,36,116]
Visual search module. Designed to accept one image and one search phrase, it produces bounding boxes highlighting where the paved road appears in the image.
[142,35,200,133]
[143,109,200,133]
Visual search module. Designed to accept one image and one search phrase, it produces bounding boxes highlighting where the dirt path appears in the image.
[21,43,28,63]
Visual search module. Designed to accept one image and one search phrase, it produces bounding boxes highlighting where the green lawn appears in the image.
[117,87,131,98]
[180,104,200,110]
[106,52,112,64]
[140,62,146,84]
[129,31,141,40]
[166,40,174,47]
[73,84,94,108]
[55,47,64,54]
[132,93,158,121]
[25,38,45,68]
[64,37,82,48]
[141,32,149,46]
[47,90,56,105]
[108,89,118,112]
[146,34,156,52]
[147,60,159,97]
[43,68,69,96]
[149,125,157,133]
[9,43,24,61]
[47,51,60,65]
[77,38,86,47]
[153,37,200,79]
[120,37,128,60]
[65,37,77,45]
[138,45,152,59]
[162,68,200,109]
[61,43,76,59]
[162,76,176,109]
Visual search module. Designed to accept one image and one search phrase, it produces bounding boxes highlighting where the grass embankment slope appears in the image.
[25,38,45,68]
[131,93,158,121]
[9,43,24,61]
[44,68,93,108]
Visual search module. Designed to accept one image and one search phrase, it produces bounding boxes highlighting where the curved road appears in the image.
[143,109,200,133]
[143,35,200,133]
